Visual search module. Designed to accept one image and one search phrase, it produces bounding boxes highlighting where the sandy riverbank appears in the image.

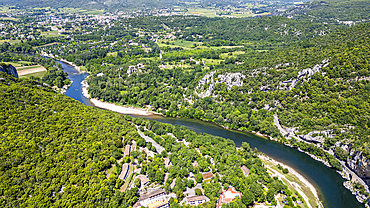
[259,155,323,208]
[81,79,160,116]
[90,99,160,116]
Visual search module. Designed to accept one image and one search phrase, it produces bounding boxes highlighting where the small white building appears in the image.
[186,195,209,206]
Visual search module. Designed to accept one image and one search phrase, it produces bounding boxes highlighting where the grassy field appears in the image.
[231,13,254,18]
[107,51,118,57]
[16,65,42,71]
[203,58,222,65]
[0,39,21,45]
[187,8,218,18]
[159,40,205,49]
[41,31,61,37]
[220,50,245,59]
[20,71,47,78]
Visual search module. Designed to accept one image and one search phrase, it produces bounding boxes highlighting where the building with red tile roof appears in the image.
[202,172,214,182]
[216,187,242,208]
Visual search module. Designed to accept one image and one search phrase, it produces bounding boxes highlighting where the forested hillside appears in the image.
[0,73,139,206]
[284,0,370,23]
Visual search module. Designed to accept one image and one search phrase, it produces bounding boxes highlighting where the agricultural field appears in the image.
[0,39,21,45]
[19,70,47,78]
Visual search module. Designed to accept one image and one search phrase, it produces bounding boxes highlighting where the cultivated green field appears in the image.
[0,39,21,45]
[20,71,47,78]
[16,65,42,71]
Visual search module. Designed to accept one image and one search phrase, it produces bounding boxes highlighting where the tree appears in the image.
[176,190,184,201]
[241,190,254,206]
[266,188,275,202]
[282,168,289,174]
[195,173,203,183]
[155,171,165,184]
[134,178,141,188]
[195,188,202,196]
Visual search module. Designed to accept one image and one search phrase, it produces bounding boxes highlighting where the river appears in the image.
[59,60,363,208]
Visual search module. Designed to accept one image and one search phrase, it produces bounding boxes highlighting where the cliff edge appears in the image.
[0,63,18,78]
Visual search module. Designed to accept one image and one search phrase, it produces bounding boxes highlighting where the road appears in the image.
[136,126,165,153]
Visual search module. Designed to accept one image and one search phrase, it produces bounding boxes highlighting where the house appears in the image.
[148,198,169,208]
[186,195,209,206]
[217,187,242,208]
[124,144,131,157]
[137,175,150,186]
[202,172,214,182]
[241,165,250,176]
[119,163,130,180]
[138,188,167,207]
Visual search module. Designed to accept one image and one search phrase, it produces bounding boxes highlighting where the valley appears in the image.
[1,0,370,207]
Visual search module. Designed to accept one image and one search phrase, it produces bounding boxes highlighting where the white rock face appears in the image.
[347,152,370,188]
[127,63,145,76]
[196,71,245,97]
[279,59,329,90]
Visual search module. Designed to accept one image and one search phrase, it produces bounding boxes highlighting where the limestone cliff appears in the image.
[347,152,370,186]
[0,64,18,78]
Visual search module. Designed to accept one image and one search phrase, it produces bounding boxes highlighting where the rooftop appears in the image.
[241,165,250,176]
[218,187,242,207]
[186,195,208,202]
[137,174,150,185]
[124,144,131,156]
[202,172,214,180]
[148,198,168,208]
[118,163,130,180]
[139,188,165,201]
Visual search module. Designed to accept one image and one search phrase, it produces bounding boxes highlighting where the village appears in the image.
[108,118,321,208]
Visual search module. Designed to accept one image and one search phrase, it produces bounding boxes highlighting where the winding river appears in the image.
[59,60,363,208]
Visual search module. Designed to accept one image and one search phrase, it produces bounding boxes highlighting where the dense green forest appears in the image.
[0,73,301,207]
[285,0,370,22]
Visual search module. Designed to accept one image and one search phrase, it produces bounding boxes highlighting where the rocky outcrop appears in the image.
[196,71,245,97]
[279,59,328,90]
[0,64,18,78]
[347,152,370,187]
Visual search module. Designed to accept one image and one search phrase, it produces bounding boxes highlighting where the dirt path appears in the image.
[18,66,47,76]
